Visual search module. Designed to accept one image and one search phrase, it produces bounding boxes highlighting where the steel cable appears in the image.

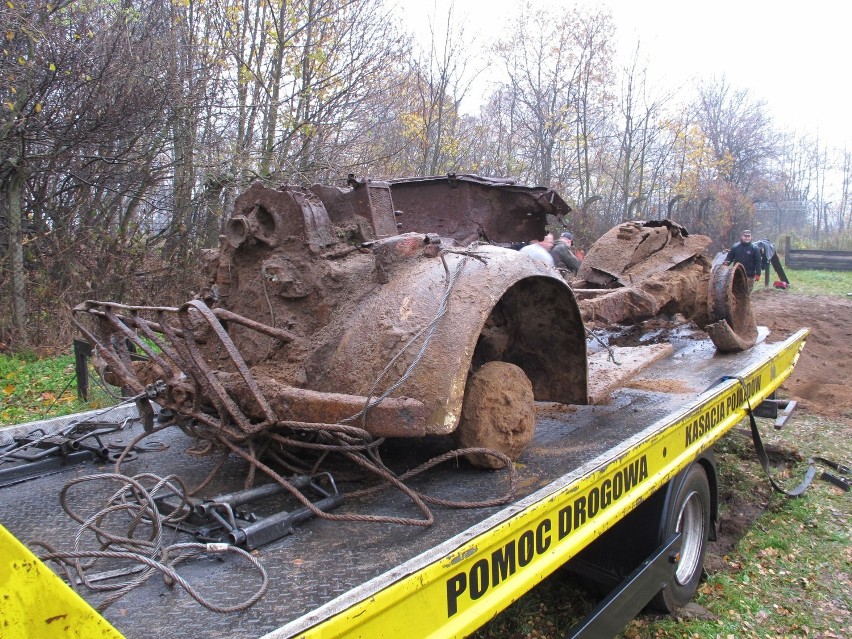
[33,472,268,613]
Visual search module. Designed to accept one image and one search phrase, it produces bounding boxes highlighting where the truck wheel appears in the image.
[651,463,712,612]
[456,361,536,469]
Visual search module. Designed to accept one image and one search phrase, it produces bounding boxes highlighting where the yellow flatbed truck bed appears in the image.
[0,328,808,639]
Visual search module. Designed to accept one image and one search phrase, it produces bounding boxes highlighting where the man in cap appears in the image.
[723,229,762,281]
[552,231,581,274]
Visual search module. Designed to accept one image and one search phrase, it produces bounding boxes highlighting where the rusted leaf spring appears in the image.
[71,301,426,441]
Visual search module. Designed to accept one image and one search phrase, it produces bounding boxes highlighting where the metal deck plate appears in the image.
[0,333,792,638]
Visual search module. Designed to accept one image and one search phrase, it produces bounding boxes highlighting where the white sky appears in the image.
[398,0,852,151]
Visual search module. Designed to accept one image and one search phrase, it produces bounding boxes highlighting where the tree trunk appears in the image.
[5,170,27,346]
[260,1,289,177]
[166,112,196,261]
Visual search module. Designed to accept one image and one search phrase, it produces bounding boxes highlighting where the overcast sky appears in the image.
[398,0,852,151]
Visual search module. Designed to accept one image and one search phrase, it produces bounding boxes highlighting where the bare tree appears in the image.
[493,3,581,186]
[492,2,615,193]
[607,43,676,222]
[0,0,193,346]
[413,3,479,175]
[841,150,851,233]
[470,87,528,179]
[224,0,406,182]
[690,77,779,241]
[570,8,615,203]
[695,77,777,193]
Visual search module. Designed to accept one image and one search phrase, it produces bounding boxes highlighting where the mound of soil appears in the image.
[751,289,852,419]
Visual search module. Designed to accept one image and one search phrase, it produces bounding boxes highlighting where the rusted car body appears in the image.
[74,175,754,466]
[74,176,588,466]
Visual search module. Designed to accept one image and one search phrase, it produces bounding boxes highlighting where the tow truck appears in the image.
[0,175,809,638]
[0,327,808,638]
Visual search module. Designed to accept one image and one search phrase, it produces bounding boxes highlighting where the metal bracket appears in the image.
[566,533,682,639]
[753,391,798,429]
[0,420,138,488]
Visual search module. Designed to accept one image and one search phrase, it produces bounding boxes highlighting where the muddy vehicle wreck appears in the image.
[73,174,756,470]
[572,219,758,352]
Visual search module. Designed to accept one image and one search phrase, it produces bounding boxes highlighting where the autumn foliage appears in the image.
[0,1,845,351]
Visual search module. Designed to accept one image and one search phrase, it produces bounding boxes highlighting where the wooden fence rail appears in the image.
[784,236,852,271]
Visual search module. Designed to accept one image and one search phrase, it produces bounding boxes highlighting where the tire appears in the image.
[455,361,536,469]
[650,463,712,612]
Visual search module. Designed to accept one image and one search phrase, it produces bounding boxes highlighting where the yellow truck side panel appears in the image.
[275,328,808,639]
[0,523,125,639]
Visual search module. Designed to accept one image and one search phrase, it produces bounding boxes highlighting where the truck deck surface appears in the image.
[0,328,807,639]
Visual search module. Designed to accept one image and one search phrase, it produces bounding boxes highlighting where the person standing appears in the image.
[723,229,762,281]
[551,231,581,274]
[519,233,555,266]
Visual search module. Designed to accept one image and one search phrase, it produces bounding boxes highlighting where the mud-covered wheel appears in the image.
[705,263,757,352]
[650,463,712,612]
[456,361,536,469]
[709,262,752,328]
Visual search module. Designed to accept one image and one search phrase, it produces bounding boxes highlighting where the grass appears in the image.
[0,350,116,426]
[783,267,852,296]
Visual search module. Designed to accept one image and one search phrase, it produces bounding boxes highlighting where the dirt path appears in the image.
[751,288,852,419]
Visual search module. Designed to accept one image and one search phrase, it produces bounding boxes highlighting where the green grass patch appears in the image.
[782,267,852,296]
[0,351,116,426]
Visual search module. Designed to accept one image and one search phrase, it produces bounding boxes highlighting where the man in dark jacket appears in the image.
[552,232,582,274]
[724,229,762,280]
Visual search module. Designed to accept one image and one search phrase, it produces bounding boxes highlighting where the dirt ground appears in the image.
[751,288,852,419]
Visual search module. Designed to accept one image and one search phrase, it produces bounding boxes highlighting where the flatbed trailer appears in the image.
[1,327,808,639]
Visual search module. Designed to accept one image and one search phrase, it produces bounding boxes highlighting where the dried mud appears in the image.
[456,361,536,468]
